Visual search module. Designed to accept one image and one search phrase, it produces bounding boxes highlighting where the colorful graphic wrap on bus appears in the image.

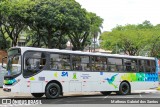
[4,79,16,85]
[61,71,68,77]
[105,74,118,88]
[73,73,77,79]
[121,73,158,82]
[30,77,35,80]
[100,72,104,75]
[54,72,58,78]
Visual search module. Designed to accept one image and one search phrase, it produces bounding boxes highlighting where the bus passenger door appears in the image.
[69,81,82,92]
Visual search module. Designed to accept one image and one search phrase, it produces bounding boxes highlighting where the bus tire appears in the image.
[100,91,112,95]
[45,83,61,99]
[118,82,131,95]
[31,93,44,98]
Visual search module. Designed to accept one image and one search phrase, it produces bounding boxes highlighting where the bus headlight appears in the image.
[4,79,17,85]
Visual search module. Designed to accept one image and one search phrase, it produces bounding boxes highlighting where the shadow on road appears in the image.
[6,92,159,99]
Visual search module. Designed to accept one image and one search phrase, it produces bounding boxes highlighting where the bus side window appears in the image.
[23,52,46,77]
[145,60,151,72]
[138,60,145,72]
[50,54,60,70]
[91,56,107,71]
[107,58,123,72]
[84,63,91,71]
[25,58,44,71]
[72,55,90,71]
[25,58,30,68]
[109,65,117,72]
[72,55,81,71]
[50,54,71,71]
[150,60,156,72]
[123,59,138,72]
[40,53,46,69]
[124,61,131,72]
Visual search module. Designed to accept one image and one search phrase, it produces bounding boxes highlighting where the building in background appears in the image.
[17,36,26,46]
[0,50,7,87]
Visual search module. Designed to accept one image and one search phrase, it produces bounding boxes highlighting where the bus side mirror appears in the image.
[2,56,7,69]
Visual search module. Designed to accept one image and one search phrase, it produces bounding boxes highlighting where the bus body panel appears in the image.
[3,71,159,93]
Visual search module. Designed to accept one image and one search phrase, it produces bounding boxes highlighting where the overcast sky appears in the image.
[75,0,160,31]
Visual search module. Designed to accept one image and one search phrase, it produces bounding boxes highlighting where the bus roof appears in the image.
[10,47,156,60]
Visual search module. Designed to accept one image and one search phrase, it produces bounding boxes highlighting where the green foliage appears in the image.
[0,0,32,46]
[22,0,103,50]
[25,29,68,49]
[69,12,103,50]
[101,21,160,57]
[24,0,97,49]
[0,33,10,50]
[0,0,103,50]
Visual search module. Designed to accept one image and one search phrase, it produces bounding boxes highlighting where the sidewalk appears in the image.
[0,88,31,98]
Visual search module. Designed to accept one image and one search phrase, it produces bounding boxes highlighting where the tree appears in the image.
[0,0,31,46]
[24,0,91,49]
[0,0,11,49]
[145,24,160,57]
[0,0,103,50]
[25,28,68,49]
[68,12,103,50]
[89,12,103,51]
[137,20,153,29]
[0,32,10,50]
[100,23,151,55]
[100,21,160,57]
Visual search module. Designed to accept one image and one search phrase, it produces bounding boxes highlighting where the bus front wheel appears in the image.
[45,83,61,99]
[31,93,44,98]
[117,82,131,95]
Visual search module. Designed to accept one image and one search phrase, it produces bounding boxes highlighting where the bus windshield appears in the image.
[7,49,21,76]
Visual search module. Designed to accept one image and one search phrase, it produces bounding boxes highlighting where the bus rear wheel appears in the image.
[100,91,112,95]
[118,82,131,95]
[31,93,44,98]
[45,83,61,99]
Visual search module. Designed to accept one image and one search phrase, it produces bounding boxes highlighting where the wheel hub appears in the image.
[49,87,57,95]
[122,85,128,94]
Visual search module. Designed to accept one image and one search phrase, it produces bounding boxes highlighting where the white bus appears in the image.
[2,47,159,98]
[0,63,7,87]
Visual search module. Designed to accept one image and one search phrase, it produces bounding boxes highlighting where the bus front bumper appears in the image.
[3,87,11,92]
[3,84,20,93]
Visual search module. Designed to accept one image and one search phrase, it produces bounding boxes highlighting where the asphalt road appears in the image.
[0,91,160,107]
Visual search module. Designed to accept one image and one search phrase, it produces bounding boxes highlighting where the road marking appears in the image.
[104,95,109,98]
[139,93,142,98]
[104,96,109,98]
[102,95,109,100]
